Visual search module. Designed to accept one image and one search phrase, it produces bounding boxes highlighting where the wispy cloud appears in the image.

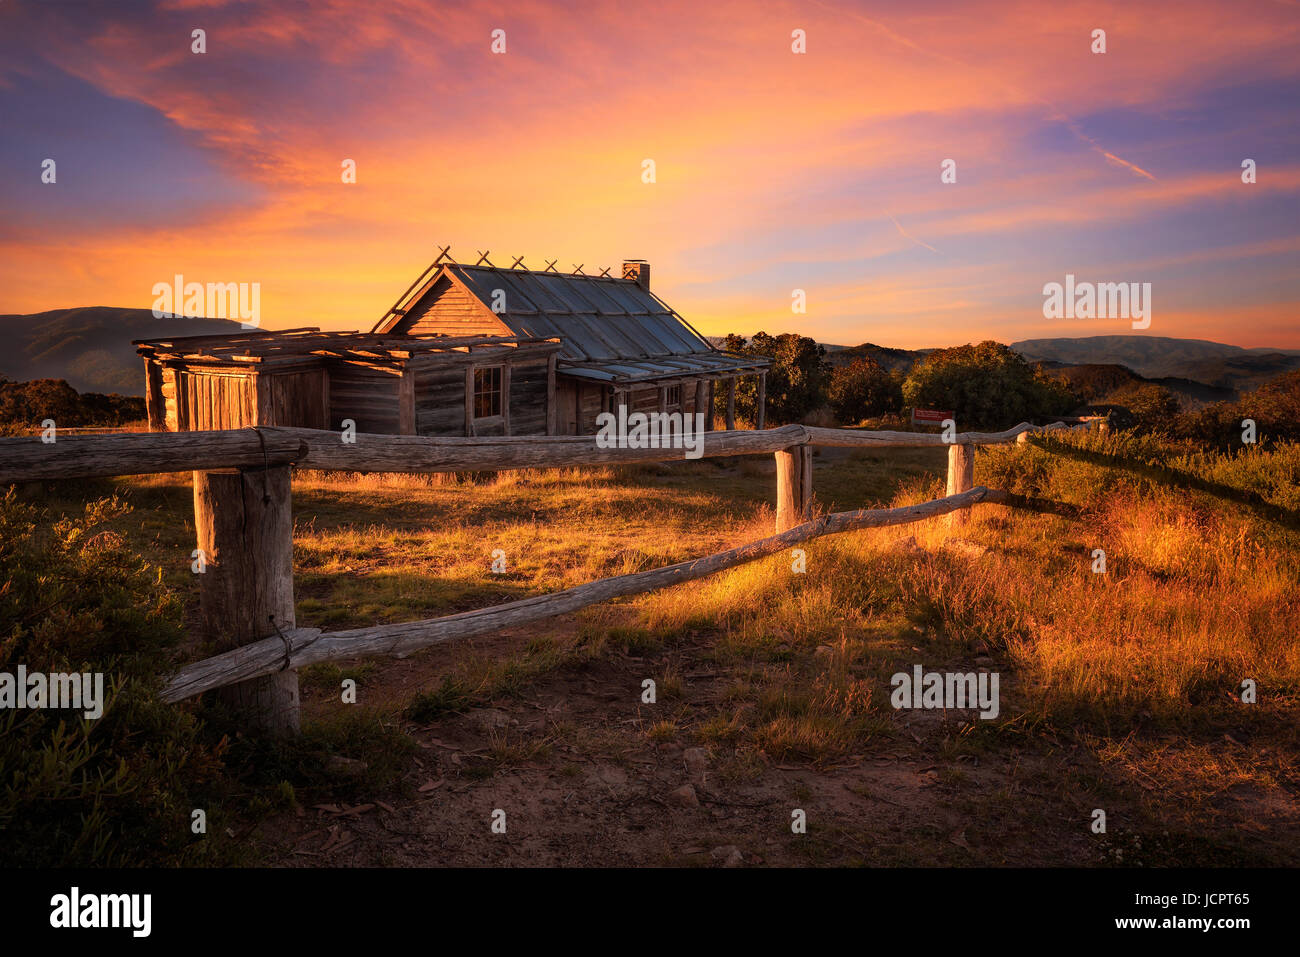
[885,213,940,254]
[0,0,1296,347]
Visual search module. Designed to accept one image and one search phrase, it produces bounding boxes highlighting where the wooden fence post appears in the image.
[775,445,812,532]
[193,464,300,735]
[945,443,976,526]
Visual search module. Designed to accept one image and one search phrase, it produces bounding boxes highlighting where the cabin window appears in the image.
[473,366,503,418]
[665,385,682,408]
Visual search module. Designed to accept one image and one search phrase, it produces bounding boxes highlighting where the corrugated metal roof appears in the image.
[422,264,754,359]
[559,352,771,384]
[378,261,770,383]
[449,264,697,361]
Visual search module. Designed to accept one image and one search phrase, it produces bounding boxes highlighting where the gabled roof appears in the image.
[375,262,769,382]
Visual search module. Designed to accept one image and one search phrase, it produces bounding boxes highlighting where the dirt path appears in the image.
[254,623,1115,867]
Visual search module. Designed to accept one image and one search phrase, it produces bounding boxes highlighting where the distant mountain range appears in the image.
[1040,363,1237,407]
[4,310,1297,402]
[821,341,930,374]
[1010,335,1300,394]
[714,333,1298,403]
[0,307,247,394]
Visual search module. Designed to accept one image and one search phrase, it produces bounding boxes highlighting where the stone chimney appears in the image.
[622,260,650,290]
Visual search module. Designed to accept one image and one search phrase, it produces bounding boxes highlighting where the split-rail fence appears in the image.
[0,419,1096,734]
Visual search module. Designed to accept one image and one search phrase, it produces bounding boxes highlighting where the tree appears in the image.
[0,378,145,435]
[1102,382,1180,431]
[1173,369,1300,449]
[827,357,902,424]
[901,341,1076,430]
[722,332,830,425]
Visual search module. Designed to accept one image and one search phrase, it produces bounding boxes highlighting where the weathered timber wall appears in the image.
[173,370,258,431]
[508,356,550,436]
[401,275,509,337]
[414,364,466,436]
[259,370,328,430]
[329,365,401,433]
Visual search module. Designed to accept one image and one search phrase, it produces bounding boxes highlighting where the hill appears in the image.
[9,316,1297,402]
[1034,362,1235,409]
[0,306,247,395]
[708,337,931,373]
[823,342,931,373]
[1012,335,1300,395]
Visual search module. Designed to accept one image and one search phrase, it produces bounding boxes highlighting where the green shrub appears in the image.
[0,378,145,435]
[0,491,232,866]
[722,332,830,425]
[1100,382,1181,431]
[827,357,903,424]
[1173,370,1300,451]
[902,341,1076,429]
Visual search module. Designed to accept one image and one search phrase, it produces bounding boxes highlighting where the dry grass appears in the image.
[53,440,1300,731]
[31,434,1300,864]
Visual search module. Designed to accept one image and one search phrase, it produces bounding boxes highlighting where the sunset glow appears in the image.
[1,0,1297,347]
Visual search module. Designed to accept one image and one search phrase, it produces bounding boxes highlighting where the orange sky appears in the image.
[1,0,1297,348]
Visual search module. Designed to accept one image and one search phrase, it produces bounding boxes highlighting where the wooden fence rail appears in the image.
[1,418,1092,734]
[160,485,1001,703]
[269,424,810,472]
[0,430,307,484]
[802,421,1075,448]
[0,420,1082,484]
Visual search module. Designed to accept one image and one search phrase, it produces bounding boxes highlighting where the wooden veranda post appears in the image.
[398,369,416,435]
[775,445,812,532]
[143,359,165,432]
[945,443,976,527]
[756,372,767,430]
[695,379,709,426]
[545,354,557,435]
[193,464,300,735]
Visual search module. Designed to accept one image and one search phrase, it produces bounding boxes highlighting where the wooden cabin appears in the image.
[136,329,563,436]
[372,258,770,434]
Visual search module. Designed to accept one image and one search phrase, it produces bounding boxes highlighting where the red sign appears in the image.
[911,408,954,425]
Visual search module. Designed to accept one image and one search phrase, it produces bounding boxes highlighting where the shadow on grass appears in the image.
[1030,435,1300,529]
[995,491,1086,520]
